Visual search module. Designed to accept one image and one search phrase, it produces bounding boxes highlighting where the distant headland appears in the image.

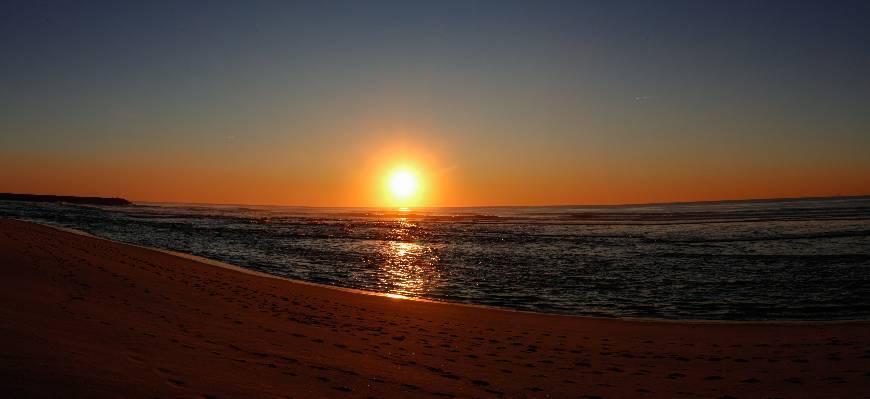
[0,193,131,206]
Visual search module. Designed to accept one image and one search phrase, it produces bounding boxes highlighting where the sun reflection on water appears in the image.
[376,218,442,297]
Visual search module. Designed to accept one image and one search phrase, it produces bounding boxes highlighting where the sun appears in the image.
[379,157,430,207]
[388,170,419,201]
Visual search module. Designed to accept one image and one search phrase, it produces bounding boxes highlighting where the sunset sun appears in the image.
[388,169,419,201]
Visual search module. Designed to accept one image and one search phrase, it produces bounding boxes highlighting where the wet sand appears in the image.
[1,219,868,398]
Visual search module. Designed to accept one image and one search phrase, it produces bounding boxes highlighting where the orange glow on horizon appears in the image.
[0,139,867,207]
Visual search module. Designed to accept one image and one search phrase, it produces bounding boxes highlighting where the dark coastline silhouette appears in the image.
[0,193,131,206]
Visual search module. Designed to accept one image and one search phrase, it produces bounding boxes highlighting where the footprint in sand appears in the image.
[167,379,186,388]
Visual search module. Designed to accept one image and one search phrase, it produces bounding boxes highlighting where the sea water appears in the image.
[2,196,869,320]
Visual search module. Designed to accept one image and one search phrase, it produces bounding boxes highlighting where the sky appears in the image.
[1,0,869,207]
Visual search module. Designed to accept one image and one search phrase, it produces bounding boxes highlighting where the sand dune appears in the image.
[1,219,868,398]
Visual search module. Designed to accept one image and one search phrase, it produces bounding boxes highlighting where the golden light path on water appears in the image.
[376,216,442,298]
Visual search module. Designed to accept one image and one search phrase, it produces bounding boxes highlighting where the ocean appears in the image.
[3,196,869,321]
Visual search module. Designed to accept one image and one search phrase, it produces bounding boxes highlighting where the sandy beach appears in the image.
[1,218,868,398]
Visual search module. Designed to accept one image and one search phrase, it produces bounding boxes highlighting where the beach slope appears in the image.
[1,219,868,398]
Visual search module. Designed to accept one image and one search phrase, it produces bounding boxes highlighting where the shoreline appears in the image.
[2,218,869,398]
[18,218,870,326]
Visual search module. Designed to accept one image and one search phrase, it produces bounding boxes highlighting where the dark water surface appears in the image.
[3,196,869,320]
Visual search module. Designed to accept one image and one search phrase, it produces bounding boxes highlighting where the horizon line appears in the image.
[127,193,870,210]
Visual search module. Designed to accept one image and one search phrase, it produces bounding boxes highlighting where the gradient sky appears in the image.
[2,1,869,206]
